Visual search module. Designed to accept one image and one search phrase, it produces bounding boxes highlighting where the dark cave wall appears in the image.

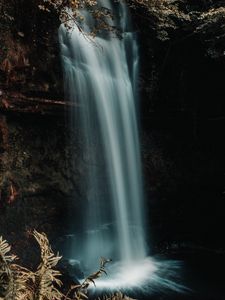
[0,0,63,98]
[142,116,225,252]
[0,113,81,260]
[136,2,225,251]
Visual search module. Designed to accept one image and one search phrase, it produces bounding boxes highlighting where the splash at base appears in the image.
[84,257,188,296]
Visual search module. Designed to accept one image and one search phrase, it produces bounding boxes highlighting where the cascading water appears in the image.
[59,0,186,293]
[60,0,146,265]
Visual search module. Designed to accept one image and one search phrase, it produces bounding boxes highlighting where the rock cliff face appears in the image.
[0,0,63,103]
[0,0,225,255]
[135,0,225,252]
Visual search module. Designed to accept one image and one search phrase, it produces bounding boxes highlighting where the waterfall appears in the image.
[58,1,187,294]
[59,0,147,274]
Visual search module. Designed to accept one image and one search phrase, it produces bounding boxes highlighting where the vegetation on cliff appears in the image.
[0,0,224,102]
[134,0,225,59]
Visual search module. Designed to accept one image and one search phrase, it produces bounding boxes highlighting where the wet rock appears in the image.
[59,259,84,281]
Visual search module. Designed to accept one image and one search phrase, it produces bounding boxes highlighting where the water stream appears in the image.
[59,0,185,293]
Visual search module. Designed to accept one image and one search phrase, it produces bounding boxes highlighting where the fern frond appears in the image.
[67,257,112,300]
[0,236,34,300]
[33,230,63,300]
[99,292,137,300]
[0,237,17,265]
